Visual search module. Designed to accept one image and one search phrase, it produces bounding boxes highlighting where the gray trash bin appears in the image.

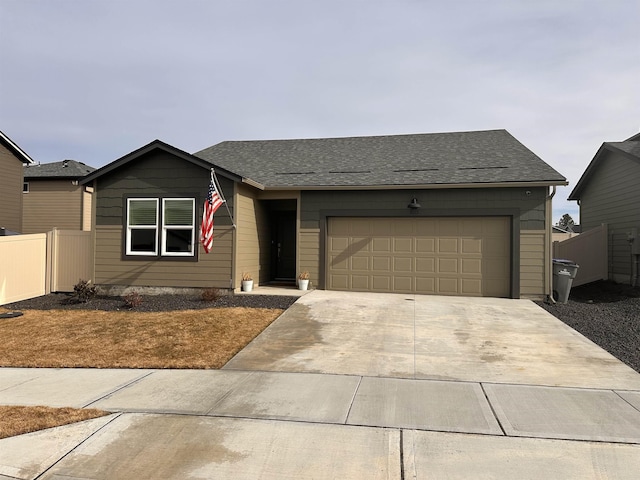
[552,259,579,303]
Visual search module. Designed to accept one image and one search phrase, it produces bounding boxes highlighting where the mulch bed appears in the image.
[3,292,298,312]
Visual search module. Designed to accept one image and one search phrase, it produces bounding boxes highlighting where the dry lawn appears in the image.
[0,406,109,439]
[0,306,283,439]
[0,307,283,369]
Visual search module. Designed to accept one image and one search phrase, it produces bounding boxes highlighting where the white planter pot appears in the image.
[242,280,253,292]
[298,279,309,291]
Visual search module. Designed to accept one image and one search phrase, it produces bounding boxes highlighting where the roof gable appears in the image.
[568,137,640,200]
[80,140,240,186]
[24,159,96,179]
[0,130,35,165]
[195,130,566,189]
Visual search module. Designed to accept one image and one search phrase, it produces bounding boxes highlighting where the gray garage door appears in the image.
[327,217,511,297]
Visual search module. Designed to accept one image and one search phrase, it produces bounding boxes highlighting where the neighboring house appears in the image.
[81,129,567,299]
[568,132,640,285]
[0,130,36,234]
[552,225,581,243]
[22,160,96,234]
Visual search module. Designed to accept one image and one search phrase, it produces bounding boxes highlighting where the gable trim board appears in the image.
[85,130,566,298]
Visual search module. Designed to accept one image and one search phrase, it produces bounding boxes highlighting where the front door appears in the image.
[271,210,296,280]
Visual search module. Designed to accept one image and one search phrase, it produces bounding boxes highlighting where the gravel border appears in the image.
[3,292,298,312]
[535,281,640,374]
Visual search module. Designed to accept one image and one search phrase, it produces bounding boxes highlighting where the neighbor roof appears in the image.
[568,135,640,200]
[0,130,35,165]
[24,159,96,179]
[195,129,567,189]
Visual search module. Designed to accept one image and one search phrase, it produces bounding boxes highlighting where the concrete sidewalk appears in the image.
[2,291,640,478]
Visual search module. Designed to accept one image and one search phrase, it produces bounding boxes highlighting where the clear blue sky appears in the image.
[2,0,638,224]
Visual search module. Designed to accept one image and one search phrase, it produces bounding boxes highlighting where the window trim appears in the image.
[160,198,196,257]
[126,198,159,256]
[23,182,29,193]
[124,196,198,260]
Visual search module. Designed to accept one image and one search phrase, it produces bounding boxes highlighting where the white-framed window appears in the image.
[125,197,195,258]
[23,182,29,193]
[126,198,159,256]
[161,198,195,256]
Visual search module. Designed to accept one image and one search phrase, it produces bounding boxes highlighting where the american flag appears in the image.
[200,178,224,253]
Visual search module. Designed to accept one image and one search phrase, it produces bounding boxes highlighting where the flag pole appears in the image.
[211,168,236,229]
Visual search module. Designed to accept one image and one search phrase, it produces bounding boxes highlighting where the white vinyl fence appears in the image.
[553,224,608,287]
[0,229,91,305]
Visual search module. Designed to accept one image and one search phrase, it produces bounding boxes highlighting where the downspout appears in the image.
[546,186,557,304]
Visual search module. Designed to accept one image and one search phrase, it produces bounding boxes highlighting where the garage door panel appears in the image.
[372,237,391,252]
[415,277,436,294]
[438,238,459,253]
[393,276,413,291]
[351,219,372,236]
[461,258,482,274]
[438,258,459,274]
[438,278,459,294]
[415,220,437,235]
[393,257,413,272]
[485,238,509,256]
[351,275,369,290]
[330,237,350,251]
[392,220,414,235]
[416,238,435,253]
[372,256,391,272]
[327,217,510,297]
[329,218,350,235]
[372,276,391,290]
[416,257,436,273]
[330,255,349,270]
[351,256,370,271]
[393,238,413,253]
[330,274,349,289]
[462,238,482,254]
[462,278,482,295]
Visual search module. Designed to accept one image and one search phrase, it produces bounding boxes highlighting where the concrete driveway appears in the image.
[2,291,640,479]
[226,290,640,389]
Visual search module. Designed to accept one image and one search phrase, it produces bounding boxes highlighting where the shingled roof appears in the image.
[568,134,640,200]
[24,159,96,179]
[195,129,566,189]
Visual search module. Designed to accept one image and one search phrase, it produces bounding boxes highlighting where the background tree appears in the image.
[557,213,575,229]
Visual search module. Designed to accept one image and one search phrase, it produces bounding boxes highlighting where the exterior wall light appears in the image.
[408,198,421,210]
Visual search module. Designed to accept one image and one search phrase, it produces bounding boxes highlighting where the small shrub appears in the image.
[202,287,223,303]
[122,291,143,309]
[298,271,310,280]
[72,279,97,303]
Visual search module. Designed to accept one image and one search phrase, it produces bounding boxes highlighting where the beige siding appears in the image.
[82,187,93,231]
[94,225,233,288]
[234,186,264,288]
[299,228,321,287]
[579,152,640,281]
[22,179,84,233]
[0,143,24,232]
[520,230,545,298]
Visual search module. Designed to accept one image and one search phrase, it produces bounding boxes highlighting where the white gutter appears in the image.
[546,185,557,303]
